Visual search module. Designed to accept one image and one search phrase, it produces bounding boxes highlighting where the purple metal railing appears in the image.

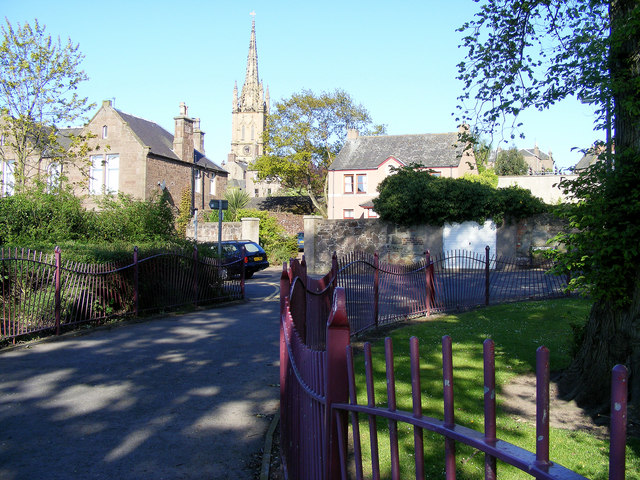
[281,258,629,480]
[331,334,628,480]
[336,248,569,336]
[1,246,243,342]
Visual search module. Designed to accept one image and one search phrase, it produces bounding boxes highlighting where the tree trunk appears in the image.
[560,278,640,415]
[560,0,640,418]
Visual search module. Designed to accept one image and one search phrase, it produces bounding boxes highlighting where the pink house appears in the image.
[327,129,477,219]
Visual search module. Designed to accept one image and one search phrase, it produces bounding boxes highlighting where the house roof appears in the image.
[329,132,464,171]
[115,109,226,175]
[575,152,599,171]
[519,148,551,161]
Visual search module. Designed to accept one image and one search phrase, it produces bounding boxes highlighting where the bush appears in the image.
[373,165,548,226]
[88,191,175,243]
[235,208,298,263]
[0,187,90,244]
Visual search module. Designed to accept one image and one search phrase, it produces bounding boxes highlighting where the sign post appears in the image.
[209,199,229,258]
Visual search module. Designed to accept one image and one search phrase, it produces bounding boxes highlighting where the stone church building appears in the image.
[225,19,280,197]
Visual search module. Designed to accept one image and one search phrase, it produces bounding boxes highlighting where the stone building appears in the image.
[67,100,227,211]
[225,18,280,197]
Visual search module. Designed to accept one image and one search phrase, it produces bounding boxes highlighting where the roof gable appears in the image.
[329,132,464,171]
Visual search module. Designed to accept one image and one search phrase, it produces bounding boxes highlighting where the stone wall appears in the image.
[186,217,260,243]
[303,214,566,274]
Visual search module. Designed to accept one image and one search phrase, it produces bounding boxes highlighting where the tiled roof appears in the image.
[115,109,226,174]
[519,148,551,161]
[329,132,464,171]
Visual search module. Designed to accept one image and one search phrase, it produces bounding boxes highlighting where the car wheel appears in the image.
[245,271,254,279]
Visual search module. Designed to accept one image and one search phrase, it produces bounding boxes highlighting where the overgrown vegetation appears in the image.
[373,165,547,226]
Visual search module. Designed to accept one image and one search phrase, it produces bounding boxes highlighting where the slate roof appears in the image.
[329,133,464,171]
[519,148,551,160]
[115,109,226,174]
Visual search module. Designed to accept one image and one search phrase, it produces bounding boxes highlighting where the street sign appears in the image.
[209,199,228,210]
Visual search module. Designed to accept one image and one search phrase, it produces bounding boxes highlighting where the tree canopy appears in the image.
[457,0,640,411]
[494,147,528,175]
[0,19,93,190]
[251,89,385,217]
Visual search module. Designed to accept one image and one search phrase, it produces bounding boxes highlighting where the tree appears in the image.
[0,19,93,191]
[494,147,528,175]
[252,89,386,217]
[457,1,640,413]
[224,187,250,221]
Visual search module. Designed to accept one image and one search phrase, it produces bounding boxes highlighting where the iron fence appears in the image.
[280,254,628,480]
[1,246,243,342]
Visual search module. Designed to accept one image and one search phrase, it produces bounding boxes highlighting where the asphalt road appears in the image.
[0,266,284,480]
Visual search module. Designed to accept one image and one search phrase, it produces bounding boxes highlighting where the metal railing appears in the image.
[1,246,244,342]
[280,255,628,480]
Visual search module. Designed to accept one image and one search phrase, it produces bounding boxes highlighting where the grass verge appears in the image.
[349,297,640,479]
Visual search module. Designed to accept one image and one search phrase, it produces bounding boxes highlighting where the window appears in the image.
[368,209,378,218]
[254,189,259,197]
[47,163,62,191]
[90,154,119,194]
[102,125,108,139]
[344,174,354,194]
[194,169,202,193]
[431,171,441,177]
[1,160,15,196]
[343,209,355,219]
[210,175,216,196]
[251,125,255,141]
[356,174,367,193]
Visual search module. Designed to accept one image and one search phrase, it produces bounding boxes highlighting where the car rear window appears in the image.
[243,243,261,254]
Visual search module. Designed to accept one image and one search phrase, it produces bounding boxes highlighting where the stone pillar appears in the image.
[304,215,323,275]
[241,217,260,243]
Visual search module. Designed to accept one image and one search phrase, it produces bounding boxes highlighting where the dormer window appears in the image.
[102,125,108,139]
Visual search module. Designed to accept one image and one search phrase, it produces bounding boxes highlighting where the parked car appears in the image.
[218,240,269,279]
[297,232,304,252]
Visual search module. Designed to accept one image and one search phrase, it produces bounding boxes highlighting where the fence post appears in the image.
[325,287,350,480]
[279,262,291,470]
[485,245,491,306]
[240,245,246,299]
[425,250,434,315]
[442,335,456,480]
[55,246,61,336]
[331,251,338,289]
[133,246,139,316]
[609,364,628,480]
[483,339,497,480]
[535,346,550,468]
[193,246,199,306]
[373,252,379,329]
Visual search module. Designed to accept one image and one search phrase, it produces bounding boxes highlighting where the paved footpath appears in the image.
[0,267,283,480]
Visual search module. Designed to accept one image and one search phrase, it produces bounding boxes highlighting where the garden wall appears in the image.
[303,213,566,274]
[186,217,260,244]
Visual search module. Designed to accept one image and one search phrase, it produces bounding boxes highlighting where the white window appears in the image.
[343,209,354,219]
[344,174,354,194]
[102,125,108,139]
[368,209,378,218]
[47,163,62,191]
[357,174,367,193]
[90,154,119,194]
[1,160,15,196]
[194,169,202,193]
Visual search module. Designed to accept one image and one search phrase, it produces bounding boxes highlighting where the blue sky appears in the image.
[4,0,601,170]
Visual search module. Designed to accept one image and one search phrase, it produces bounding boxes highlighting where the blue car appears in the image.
[297,232,304,251]
[218,240,269,279]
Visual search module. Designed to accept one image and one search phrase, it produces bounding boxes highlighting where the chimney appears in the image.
[193,118,205,153]
[102,100,112,108]
[173,102,194,162]
[347,129,359,140]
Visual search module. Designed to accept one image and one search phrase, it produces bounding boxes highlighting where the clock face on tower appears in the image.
[243,145,251,155]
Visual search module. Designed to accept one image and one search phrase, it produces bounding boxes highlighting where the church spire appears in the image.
[239,14,263,112]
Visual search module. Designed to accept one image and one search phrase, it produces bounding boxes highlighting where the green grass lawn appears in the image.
[348,298,640,479]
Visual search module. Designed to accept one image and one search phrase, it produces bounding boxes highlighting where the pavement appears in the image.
[0,266,284,480]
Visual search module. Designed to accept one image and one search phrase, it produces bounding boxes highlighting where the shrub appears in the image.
[373,165,548,226]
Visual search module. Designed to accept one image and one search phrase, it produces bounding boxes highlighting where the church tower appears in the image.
[230,16,269,164]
